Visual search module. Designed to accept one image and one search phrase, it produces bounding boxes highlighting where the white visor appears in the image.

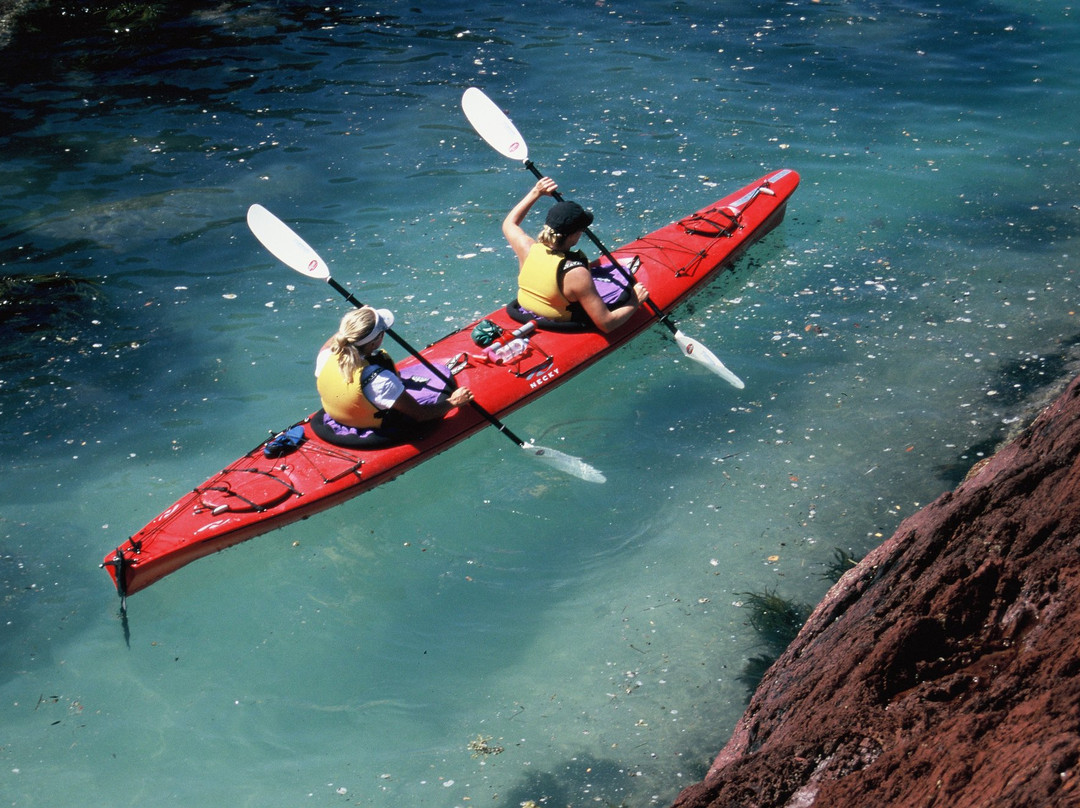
[355,308,395,346]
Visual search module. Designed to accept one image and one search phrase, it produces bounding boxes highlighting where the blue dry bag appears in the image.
[264,425,306,458]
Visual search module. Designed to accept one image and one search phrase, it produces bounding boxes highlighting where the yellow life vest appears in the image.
[316,350,394,428]
[516,243,588,321]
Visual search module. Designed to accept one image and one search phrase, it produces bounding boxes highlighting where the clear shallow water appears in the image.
[2,1,1078,806]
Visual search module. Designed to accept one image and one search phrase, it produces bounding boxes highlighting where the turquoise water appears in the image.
[2,1,1078,805]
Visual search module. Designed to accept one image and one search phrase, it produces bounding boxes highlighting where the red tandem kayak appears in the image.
[102,168,799,603]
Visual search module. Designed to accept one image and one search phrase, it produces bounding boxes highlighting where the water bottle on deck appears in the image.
[485,321,536,364]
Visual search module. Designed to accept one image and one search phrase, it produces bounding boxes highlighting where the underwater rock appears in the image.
[671,374,1080,808]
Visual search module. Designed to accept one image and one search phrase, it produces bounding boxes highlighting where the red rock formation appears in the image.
[671,375,1080,808]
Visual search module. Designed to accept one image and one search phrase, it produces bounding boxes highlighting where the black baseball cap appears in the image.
[545,200,594,235]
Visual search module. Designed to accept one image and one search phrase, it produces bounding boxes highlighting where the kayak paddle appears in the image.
[461,86,745,389]
[245,203,606,483]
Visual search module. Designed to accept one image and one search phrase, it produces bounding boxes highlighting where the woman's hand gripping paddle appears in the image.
[245,204,605,483]
[461,86,745,390]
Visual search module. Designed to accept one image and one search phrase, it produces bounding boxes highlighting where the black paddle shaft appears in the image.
[324,278,529,447]
[523,161,679,337]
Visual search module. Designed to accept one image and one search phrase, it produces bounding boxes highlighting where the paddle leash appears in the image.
[245,204,605,483]
[461,86,745,389]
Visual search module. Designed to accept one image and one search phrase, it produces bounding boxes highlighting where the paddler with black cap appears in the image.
[313,305,473,446]
[502,177,649,333]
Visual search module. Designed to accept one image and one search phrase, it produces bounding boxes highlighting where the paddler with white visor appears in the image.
[315,305,473,434]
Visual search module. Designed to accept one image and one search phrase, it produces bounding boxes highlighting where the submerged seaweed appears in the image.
[739,587,810,649]
[819,547,862,584]
[0,272,101,331]
[737,587,812,693]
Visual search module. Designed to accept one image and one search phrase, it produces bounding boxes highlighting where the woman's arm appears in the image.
[502,177,558,266]
[562,266,649,334]
[389,385,474,422]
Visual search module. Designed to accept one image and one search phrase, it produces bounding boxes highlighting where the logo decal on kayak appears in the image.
[527,363,560,390]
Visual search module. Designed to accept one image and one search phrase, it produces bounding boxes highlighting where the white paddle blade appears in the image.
[246,204,330,280]
[522,442,606,483]
[462,87,529,162]
[674,330,745,389]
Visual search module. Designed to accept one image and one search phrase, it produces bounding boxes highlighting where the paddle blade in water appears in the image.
[462,87,529,162]
[674,330,745,389]
[522,442,606,483]
[247,204,331,280]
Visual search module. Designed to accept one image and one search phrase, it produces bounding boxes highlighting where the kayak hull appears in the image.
[103,169,799,599]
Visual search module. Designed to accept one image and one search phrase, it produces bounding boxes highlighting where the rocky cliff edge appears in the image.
[671,375,1080,808]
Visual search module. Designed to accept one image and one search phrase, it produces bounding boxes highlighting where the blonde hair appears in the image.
[329,307,377,383]
[537,225,569,250]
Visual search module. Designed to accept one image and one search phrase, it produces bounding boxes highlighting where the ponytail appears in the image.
[330,307,377,383]
[535,225,555,247]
